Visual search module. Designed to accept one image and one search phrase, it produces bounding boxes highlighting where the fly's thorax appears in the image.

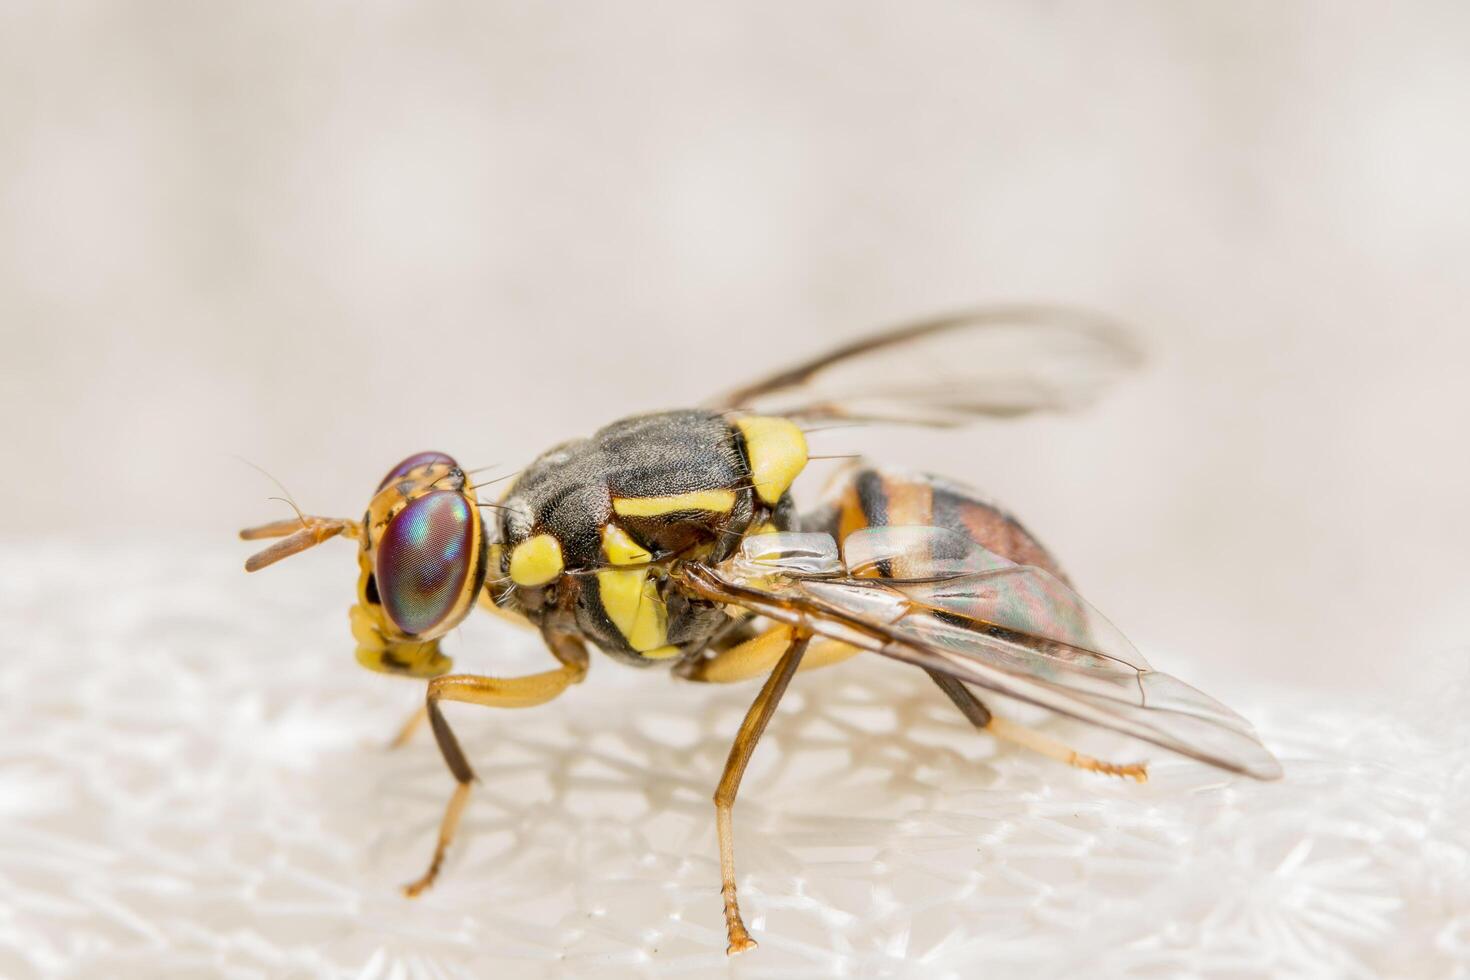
[489,409,809,664]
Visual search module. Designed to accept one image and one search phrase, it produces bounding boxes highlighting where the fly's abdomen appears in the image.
[811,465,1069,581]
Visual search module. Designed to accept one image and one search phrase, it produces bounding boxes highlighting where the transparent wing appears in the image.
[691,529,1282,780]
[707,306,1144,426]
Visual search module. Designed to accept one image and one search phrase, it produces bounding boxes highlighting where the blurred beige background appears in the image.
[2,1,1466,698]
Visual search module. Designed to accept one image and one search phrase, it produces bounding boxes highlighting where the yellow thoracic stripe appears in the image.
[611,488,736,517]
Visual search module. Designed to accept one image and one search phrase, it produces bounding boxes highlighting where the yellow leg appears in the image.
[927,669,1147,781]
[713,632,810,955]
[385,587,537,749]
[986,715,1148,782]
[403,654,588,897]
[387,704,428,749]
[682,624,860,684]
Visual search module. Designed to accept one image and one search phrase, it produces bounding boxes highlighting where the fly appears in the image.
[238,306,1282,955]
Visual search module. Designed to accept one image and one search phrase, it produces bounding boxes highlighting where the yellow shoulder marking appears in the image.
[508,533,564,587]
[612,488,736,517]
[601,523,652,565]
[735,415,808,505]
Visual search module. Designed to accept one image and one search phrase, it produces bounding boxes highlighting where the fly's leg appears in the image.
[679,623,860,684]
[989,714,1149,782]
[927,670,1147,781]
[387,704,428,749]
[405,664,585,896]
[404,637,589,897]
[713,632,810,955]
[390,593,543,749]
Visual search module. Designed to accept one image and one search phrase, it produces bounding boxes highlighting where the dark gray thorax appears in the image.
[493,410,784,666]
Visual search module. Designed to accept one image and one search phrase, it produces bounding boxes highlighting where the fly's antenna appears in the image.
[235,456,359,568]
[266,494,311,528]
[234,455,310,529]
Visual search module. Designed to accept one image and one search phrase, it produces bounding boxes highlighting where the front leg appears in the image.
[404,634,589,897]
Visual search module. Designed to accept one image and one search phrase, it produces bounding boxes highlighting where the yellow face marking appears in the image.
[350,604,452,677]
[611,489,736,518]
[735,415,808,505]
[600,523,652,565]
[349,601,382,647]
[596,568,668,652]
[641,644,682,660]
[509,533,564,587]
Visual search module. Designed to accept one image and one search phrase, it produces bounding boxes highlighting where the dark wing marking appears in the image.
[707,306,1144,426]
[684,528,1282,780]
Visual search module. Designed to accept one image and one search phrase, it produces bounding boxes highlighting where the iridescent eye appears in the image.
[377,451,458,491]
[376,490,475,635]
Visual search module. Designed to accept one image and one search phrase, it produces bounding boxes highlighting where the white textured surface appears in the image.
[2,543,1466,978]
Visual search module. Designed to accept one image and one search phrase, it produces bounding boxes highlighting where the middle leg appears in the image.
[713,631,810,955]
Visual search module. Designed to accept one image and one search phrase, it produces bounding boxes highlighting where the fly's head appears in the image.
[239,451,489,677]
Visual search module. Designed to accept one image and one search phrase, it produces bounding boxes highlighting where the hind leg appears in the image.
[927,670,1147,782]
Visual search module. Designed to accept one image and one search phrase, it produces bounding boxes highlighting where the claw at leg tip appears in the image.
[402,875,434,898]
[726,936,758,956]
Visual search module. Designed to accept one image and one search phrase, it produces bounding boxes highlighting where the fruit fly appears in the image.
[238,307,1282,955]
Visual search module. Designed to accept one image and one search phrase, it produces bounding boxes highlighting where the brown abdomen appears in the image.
[813,465,1069,582]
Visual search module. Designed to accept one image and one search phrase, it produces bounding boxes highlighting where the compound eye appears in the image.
[377,451,458,491]
[376,490,474,635]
